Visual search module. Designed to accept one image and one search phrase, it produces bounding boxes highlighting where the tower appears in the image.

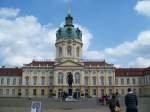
[55,14,83,62]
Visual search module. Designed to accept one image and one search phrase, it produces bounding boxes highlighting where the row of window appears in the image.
[25,76,53,85]
[57,72,80,84]
[25,89,45,96]
[84,70,113,75]
[115,78,141,85]
[25,70,53,75]
[0,89,45,96]
[144,75,150,84]
[0,78,21,85]
[0,89,17,96]
[58,46,80,57]
[84,76,112,86]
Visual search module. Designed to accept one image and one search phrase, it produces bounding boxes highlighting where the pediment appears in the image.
[55,60,83,67]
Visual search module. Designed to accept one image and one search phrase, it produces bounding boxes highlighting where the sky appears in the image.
[0,0,150,67]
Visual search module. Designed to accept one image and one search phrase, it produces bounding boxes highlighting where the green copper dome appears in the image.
[56,14,82,40]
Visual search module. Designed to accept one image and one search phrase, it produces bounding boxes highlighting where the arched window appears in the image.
[100,76,104,86]
[59,47,62,57]
[41,76,45,85]
[75,72,80,84]
[33,76,37,85]
[108,76,112,85]
[76,47,80,57]
[67,46,72,56]
[25,76,29,85]
[58,72,64,84]
[84,76,89,85]
[92,77,96,85]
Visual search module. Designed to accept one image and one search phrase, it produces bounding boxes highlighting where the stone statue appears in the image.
[67,72,73,87]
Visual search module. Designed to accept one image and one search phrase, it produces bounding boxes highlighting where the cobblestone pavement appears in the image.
[0,97,150,112]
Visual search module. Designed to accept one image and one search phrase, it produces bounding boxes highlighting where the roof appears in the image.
[24,60,54,66]
[115,68,144,77]
[0,68,22,76]
[84,60,113,67]
[56,14,82,40]
[144,67,150,74]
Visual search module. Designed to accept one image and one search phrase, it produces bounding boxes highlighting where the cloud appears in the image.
[75,24,93,51]
[0,7,150,68]
[0,8,92,67]
[0,9,57,66]
[129,57,150,67]
[134,0,150,17]
[84,30,150,67]
[0,8,20,18]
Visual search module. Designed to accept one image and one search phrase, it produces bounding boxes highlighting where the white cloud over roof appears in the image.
[0,8,20,18]
[0,7,150,68]
[134,0,150,17]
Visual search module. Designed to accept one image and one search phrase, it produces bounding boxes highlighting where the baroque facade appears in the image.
[0,14,150,98]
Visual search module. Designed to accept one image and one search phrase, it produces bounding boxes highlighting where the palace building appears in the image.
[0,14,150,98]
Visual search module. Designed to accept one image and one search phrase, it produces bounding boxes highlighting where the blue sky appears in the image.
[0,0,150,67]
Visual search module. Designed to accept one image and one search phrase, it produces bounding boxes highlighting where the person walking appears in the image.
[125,88,138,112]
[109,94,120,112]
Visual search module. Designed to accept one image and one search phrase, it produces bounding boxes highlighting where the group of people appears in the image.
[99,88,138,112]
[99,94,110,105]
[109,88,138,112]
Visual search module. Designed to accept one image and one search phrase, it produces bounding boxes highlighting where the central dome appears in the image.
[56,14,82,40]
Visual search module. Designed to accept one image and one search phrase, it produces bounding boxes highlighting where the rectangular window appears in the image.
[109,89,112,94]
[12,89,15,96]
[19,78,22,85]
[108,77,112,85]
[0,89,3,95]
[115,78,118,85]
[7,78,10,85]
[25,76,29,85]
[93,89,96,96]
[41,89,45,96]
[101,89,104,96]
[100,76,104,86]
[33,89,36,96]
[127,78,130,85]
[41,77,45,85]
[18,89,21,96]
[75,74,80,84]
[138,78,141,85]
[13,78,16,85]
[84,77,89,85]
[33,76,37,85]
[25,89,29,96]
[49,76,53,85]
[92,77,96,85]
[6,89,9,95]
[132,78,136,85]
[1,78,4,85]
[121,78,124,85]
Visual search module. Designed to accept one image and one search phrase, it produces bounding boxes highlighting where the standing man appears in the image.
[125,88,138,112]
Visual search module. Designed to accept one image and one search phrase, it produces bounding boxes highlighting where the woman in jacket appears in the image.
[109,94,120,112]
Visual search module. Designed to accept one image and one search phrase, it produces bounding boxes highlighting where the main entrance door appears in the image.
[73,89,80,99]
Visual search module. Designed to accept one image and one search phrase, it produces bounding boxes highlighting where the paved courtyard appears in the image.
[0,97,150,112]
